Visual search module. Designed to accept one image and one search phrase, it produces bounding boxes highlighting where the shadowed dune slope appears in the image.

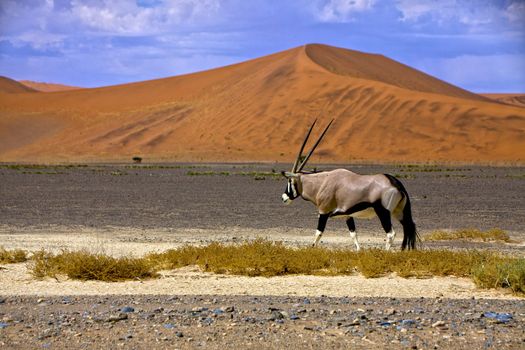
[0,76,36,93]
[19,80,82,92]
[305,44,487,102]
[0,44,524,164]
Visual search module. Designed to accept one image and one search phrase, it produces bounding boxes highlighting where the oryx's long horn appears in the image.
[292,119,317,173]
[297,119,334,172]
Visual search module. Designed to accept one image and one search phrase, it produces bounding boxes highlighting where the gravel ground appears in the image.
[1,295,524,349]
[1,163,524,349]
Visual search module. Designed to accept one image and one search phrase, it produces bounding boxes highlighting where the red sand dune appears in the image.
[19,80,81,92]
[0,76,36,93]
[481,93,525,109]
[0,44,524,164]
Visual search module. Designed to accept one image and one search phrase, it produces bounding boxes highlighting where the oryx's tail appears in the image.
[384,174,420,250]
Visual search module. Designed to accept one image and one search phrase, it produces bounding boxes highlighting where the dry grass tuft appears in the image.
[21,240,524,295]
[425,228,512,243]
[31,250,158,282]
[472,258,525,294]
[0,246,29,264]
[147,240,524,294]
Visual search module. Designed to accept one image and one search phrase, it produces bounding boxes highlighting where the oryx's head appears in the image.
[281,171,300,204]
[280,118,334,205]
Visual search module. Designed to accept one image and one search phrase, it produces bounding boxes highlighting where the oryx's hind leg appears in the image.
[373,204,395,250]
[313,213,329,247]
[346,217,360,251]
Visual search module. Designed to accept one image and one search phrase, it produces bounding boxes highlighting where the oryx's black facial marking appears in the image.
[282,178,299,204]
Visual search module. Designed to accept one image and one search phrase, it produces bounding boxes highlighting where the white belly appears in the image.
[351,208,377,219]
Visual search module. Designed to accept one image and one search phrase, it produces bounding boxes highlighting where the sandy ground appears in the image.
[0,226,520,300]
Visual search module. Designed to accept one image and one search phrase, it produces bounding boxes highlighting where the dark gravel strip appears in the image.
[1,164,524,233]
[1,295,523,349]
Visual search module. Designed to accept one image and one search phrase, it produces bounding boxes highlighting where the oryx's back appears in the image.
[301,169,400,215]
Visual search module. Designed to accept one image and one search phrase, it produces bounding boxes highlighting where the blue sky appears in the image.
[1,0,524,92]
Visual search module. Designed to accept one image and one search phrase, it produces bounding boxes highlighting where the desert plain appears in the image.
[0,163,524,349]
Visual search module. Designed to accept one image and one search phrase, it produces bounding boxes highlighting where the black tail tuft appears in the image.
[383,174,421,250]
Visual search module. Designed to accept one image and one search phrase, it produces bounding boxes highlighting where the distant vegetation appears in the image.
[1,240,523,295]
[186,170,230,176]
[186,170,281,180]
[506,174,525,180]
[397,164,472,172]
[0,164,88,170]
[425,228,512,243]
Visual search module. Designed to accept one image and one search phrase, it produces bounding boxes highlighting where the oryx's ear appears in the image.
[281,171,298,178]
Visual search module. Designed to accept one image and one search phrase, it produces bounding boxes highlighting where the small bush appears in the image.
[472,258,525,294]
[31,250,157,282]
[425,228,512,243]
[147,240,505,277]
[0,247,28,264]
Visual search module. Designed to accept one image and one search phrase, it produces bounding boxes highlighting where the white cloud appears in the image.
[395,0,524,29]
[69,0,221,35]
[416,53,525,92]
[315,0,376,22]
[6,30,66,50]
[0,0,223,40]
[504,1,525,23]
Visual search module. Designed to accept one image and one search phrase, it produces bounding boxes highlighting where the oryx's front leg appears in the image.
[313,213,329,247]
[346,217,360,251]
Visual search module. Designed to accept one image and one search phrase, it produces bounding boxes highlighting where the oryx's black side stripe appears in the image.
[330,200,393,232]
[383,173,420,250]
[329,201,373,217]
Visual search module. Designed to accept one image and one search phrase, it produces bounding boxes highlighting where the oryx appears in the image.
[281,119,419,250]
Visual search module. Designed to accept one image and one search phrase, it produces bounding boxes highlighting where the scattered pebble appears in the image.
[482,312,513,324]
[120,306,135,313]
[0,295,522,349]
[105,313,128,323]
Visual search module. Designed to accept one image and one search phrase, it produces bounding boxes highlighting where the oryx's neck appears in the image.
[297,172,325,203]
